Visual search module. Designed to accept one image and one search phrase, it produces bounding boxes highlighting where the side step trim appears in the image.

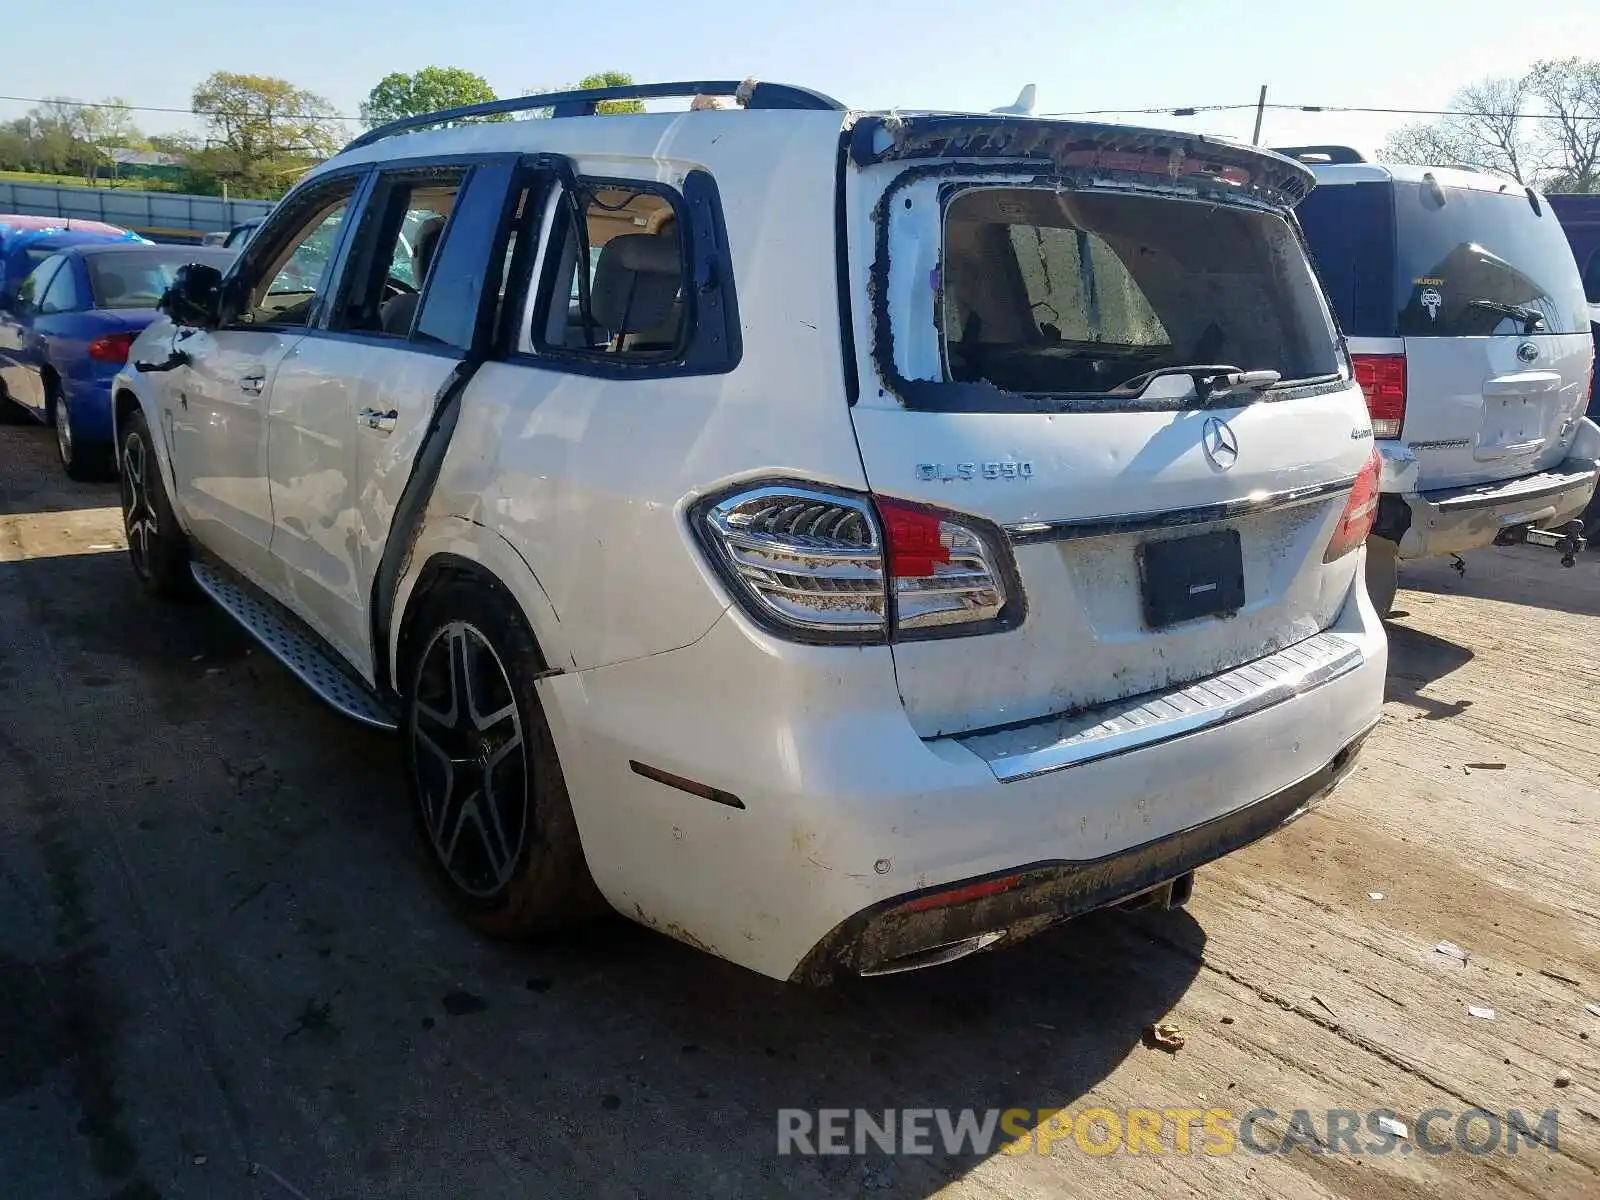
[955,631,1364,782]
[190,562,398,732]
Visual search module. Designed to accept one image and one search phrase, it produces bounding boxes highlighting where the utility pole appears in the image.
[1251,85,1268,146]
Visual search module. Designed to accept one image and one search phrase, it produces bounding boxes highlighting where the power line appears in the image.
[1044,102,1600,122]
[7,89,1600,127]
[0,93,365,122]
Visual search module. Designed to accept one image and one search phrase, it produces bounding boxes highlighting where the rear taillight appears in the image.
[877,498,1007,632]
[1351,353,1406,439]
[697,484,1012,643]
[1324,448,1382,563]
[88,332,136,364]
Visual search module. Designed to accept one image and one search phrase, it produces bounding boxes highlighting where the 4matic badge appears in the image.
[916,461,1035,482]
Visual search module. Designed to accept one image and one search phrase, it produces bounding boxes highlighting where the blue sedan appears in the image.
[0,242,235,478]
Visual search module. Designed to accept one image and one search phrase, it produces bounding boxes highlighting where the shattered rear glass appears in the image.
[923,185,1341,407]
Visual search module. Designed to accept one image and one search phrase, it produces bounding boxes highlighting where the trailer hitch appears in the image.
[1495,519,1587,567]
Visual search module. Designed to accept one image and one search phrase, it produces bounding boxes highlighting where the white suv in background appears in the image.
[112,80,1386,983]
[1291,152,1600,613]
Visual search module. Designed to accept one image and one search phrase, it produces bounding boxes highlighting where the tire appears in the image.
[1583,489,1600,543]
[53,388,111,481]
[400,577,604,937]
[118,409,196,599]
[1364,536,1400,619]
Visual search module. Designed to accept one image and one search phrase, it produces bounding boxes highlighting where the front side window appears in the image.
[1391,182,1590,337]
[533,184,687,359]
[241,180,359,328]
[934,186,1339,402]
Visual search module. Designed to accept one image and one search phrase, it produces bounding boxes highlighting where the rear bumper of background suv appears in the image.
[539,570,1387,983]
[1374,421,1600,559]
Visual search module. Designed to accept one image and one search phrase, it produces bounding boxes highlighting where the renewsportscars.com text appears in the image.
[776,1106,1560,1158]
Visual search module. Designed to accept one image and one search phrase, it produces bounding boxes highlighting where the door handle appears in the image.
[239,373,266,395]
[359,407,398,433]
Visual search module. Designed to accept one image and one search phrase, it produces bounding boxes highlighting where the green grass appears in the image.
[0,169,182,192]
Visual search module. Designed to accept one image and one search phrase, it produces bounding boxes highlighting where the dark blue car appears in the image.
[0,242,236,477]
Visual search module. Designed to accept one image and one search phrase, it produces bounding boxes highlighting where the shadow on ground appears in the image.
[0,544,1208,1199]
[1383,621,1476,721]
[1398,545,1600,619]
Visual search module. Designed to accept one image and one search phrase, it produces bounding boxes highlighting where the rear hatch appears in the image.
[1297,173,1593,490]
[841,118,1377,738]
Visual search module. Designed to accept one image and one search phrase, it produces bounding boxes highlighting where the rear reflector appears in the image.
[900,874,1022,914]
[1324,448,1383,563]
[1351,353,1406,439]
[88,331,137,364]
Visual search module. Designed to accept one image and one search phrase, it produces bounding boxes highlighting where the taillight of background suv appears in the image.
[1351,353,1406,439]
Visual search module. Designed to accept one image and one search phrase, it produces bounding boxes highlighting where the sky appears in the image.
[6,0,1600,155]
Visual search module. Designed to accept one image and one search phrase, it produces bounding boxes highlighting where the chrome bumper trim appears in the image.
[1004,476,1356,545]
[954,631,1365,782]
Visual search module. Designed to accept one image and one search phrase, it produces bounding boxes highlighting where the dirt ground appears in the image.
[0,417,1596,1200]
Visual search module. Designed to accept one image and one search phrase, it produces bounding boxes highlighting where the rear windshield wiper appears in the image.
[1114,364,1283,406]
[1467,298,1545,334]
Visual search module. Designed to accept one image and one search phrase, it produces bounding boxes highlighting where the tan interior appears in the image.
[585,188,676,247]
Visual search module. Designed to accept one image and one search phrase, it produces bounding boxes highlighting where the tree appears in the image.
[519,70,647,118]
[191,72,341,198]
[1377,59,1600,192]
[360,66,501,127]
[1380,76,1540,183]
[23,99,89,176]
[1529,58,1600,193]
[578,71,646,115]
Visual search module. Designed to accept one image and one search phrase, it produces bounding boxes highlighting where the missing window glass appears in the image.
[535,184,688,359]
[936,186,1338,402]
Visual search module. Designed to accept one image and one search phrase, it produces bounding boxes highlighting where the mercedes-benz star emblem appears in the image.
[1202,416,1239,470]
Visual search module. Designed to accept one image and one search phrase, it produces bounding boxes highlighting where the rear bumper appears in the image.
[1375,426,1600,558]
[792,725,1371,983]
[540,572,1387,982]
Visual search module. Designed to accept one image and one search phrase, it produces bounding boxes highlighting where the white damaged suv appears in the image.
[112,79,1386,982]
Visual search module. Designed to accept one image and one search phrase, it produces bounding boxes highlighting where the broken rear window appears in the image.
[928,186,1340,406]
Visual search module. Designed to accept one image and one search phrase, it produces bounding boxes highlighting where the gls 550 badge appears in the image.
[916,461,1035,482]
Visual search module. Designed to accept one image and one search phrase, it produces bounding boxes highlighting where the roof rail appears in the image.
[344,79,846,152]
[1272,144,1367,165]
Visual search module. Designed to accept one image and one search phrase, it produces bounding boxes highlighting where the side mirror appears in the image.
[159,262,225,327]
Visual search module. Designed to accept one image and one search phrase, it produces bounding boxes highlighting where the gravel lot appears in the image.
[1,418,1596,1200]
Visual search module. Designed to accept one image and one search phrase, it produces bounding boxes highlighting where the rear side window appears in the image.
[87,250,234,309]
[535,184,687,358]
[414,161,519,352]
[936,186,1339,400]
[328,166,467,340]
[518,169,739,377]
[14,257,61,310]
[1582,249,1600,305]
[1391,181,1589,337]
[1295,180,1397,338]
[39,261,81,313]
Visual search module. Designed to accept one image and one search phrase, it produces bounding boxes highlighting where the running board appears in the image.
[190,561,398,732]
